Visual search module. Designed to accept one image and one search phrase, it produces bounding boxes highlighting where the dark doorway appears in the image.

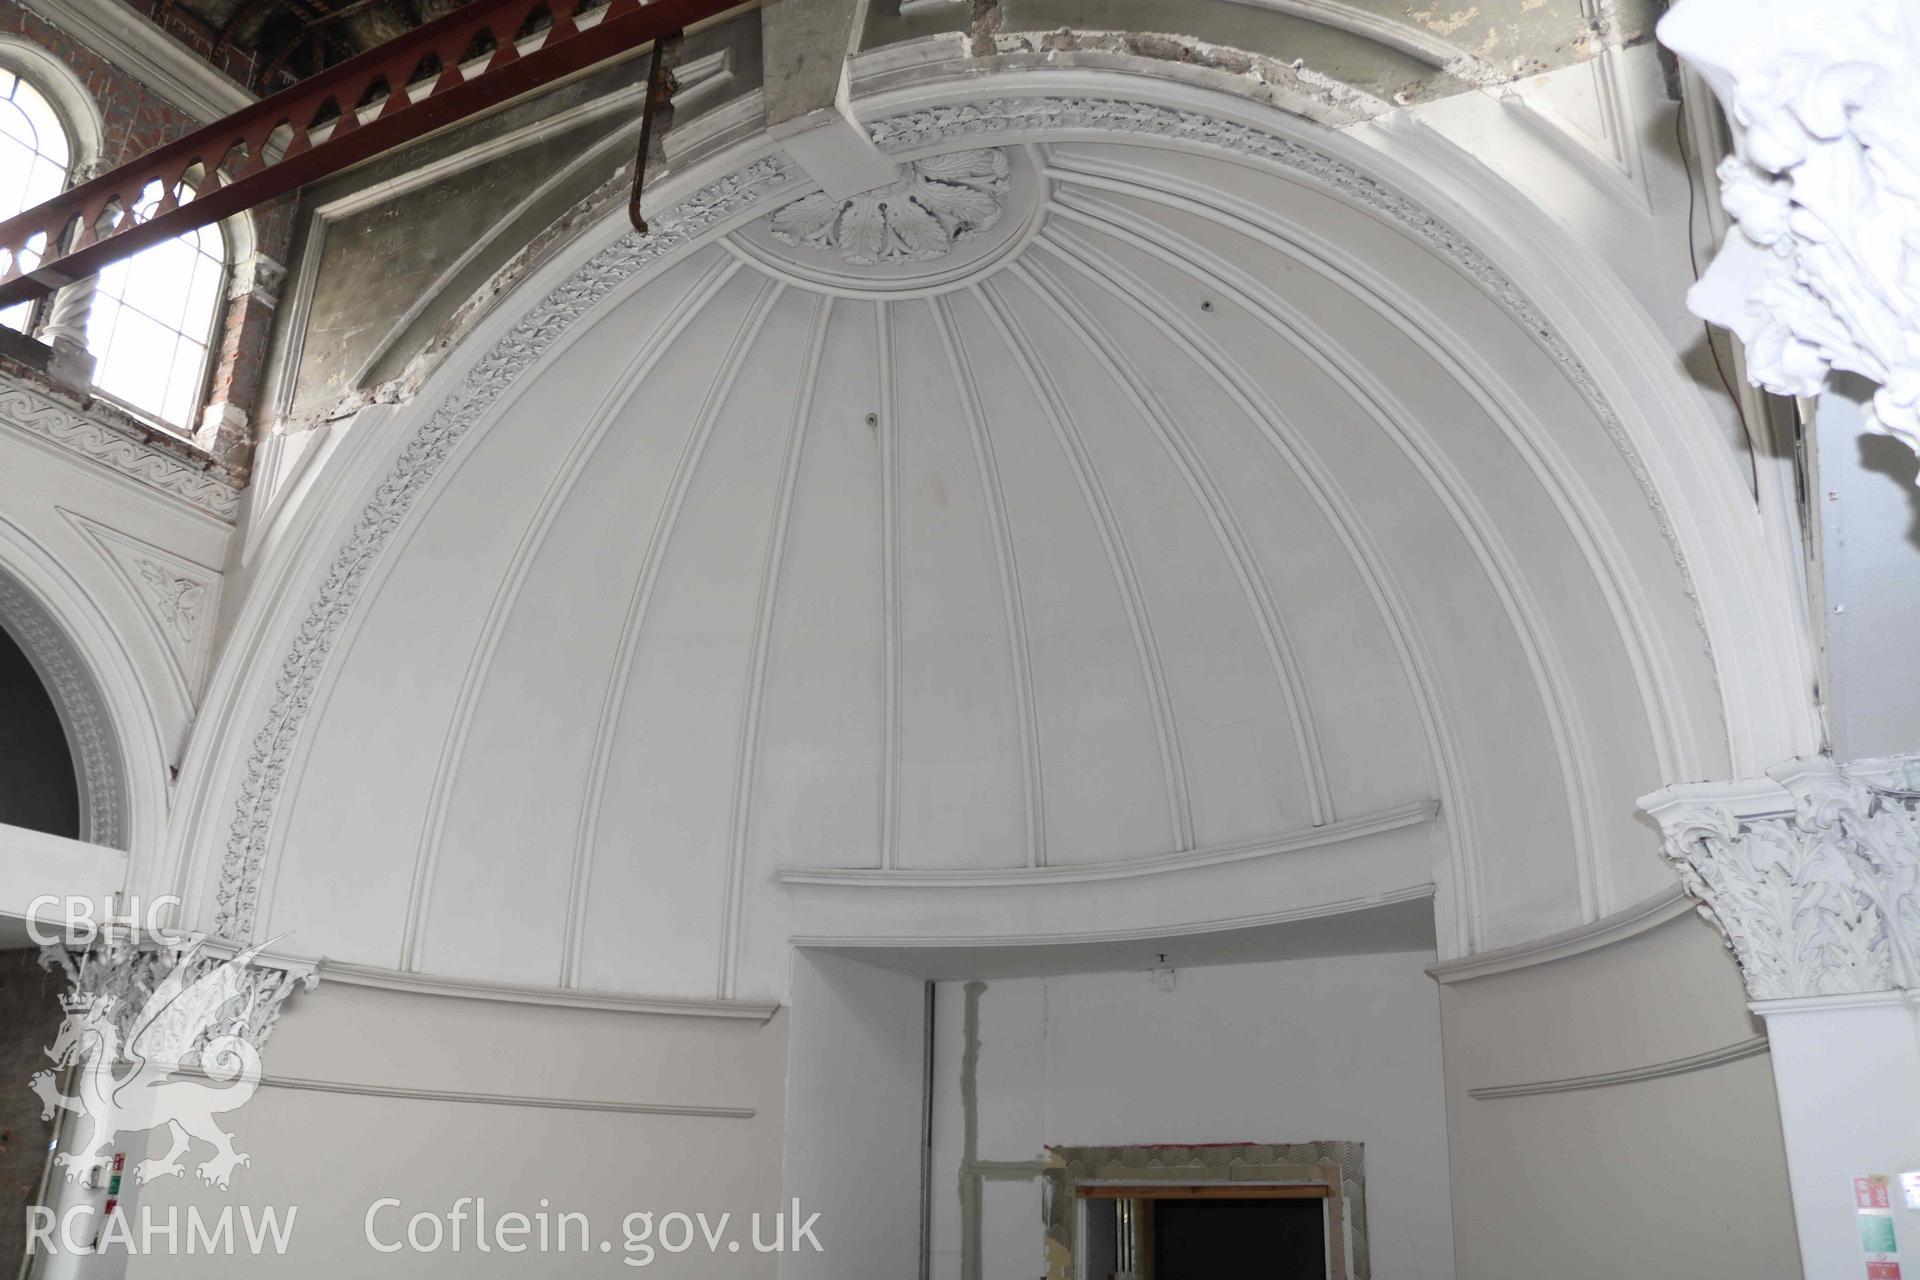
[1154,1196,1326,1278]
[0,622,79,838]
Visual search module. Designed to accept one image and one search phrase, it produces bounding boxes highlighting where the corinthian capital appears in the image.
[1641,755,1920,1002]
[1659,0,1920,460]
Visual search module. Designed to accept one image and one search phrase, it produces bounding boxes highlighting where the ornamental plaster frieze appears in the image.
[1641,754,1920,1001]
[0,372,242,521]
[1660,0,1920,461]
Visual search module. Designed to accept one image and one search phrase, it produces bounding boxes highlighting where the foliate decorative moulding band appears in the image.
[215,92,1696,943]
[213,153,807,939]
[1660,0,1920,459]
[0,374,242,521]
[0,568,124,849]
[1640,753,1920,1002]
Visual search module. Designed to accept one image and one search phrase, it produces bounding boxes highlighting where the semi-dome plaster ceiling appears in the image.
[192,90,1731,1003]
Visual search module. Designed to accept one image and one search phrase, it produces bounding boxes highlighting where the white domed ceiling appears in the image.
[204,105,1728,1002]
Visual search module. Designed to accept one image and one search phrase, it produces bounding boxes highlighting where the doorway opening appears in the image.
[1043,1142,1367,1280]
[1082,1184,1329,1279]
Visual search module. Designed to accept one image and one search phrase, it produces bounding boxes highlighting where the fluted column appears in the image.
[1642,755,1920,1277]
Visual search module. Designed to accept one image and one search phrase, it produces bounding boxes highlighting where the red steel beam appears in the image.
[0,0,745,308]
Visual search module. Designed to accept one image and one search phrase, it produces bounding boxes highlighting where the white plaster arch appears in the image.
[0,516,169,862]
[166,66,1813,1004]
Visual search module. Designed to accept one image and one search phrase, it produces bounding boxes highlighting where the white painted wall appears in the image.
[1811,378,1920,761]
[1439,912,1800,1279]
[779,950,928,1279]
[1760,995,1920,1280]
[118,981,790,1278]
[0,822,124,928]
[927,949,1454,1279]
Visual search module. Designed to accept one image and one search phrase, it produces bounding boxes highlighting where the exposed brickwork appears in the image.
[117,0,264,90]
[0,0,294,477]
[0,948,64,1272]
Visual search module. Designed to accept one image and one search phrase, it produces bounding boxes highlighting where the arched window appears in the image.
[0,67,71,334]
[0,55,229,434]
[84,191,226,430]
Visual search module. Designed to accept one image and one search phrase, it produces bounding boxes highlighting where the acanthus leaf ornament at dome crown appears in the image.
[767,148,1011,266]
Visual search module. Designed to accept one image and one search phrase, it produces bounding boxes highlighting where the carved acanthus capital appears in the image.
[1660,0,1920,460]
[40,927,317,1066]
[1641,754,1920,1001]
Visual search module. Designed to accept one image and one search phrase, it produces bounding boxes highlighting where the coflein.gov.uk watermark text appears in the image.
[27,1199,824,1266]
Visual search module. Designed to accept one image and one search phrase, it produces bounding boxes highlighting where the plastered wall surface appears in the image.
[121,981,791,1278]
[1439,913,1801,1280]
[779,951,928,1280]
[928,950,1455,1279]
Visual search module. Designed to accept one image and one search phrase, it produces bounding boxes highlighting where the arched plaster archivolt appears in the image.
[184,70,1812,977]
[0,567,121,846]
[0,518,171,858]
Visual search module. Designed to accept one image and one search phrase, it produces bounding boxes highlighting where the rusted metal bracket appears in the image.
[0,0,744,309]
[628,29,681,235]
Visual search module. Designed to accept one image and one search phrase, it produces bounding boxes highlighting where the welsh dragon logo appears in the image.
[31,936,298,1190]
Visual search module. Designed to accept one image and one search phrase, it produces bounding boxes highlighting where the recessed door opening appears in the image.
[1080,1184,1332,1280]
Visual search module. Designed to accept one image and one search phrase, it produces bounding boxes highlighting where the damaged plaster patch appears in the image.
[1407,5,1481,36]
[992,29,1393,123]
[968,0,1000,57]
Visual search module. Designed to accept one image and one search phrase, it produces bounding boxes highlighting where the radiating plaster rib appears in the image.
[217,152,808,942]
[218,92,1706,962]
[398,253,742,976]
[1030,230,1479,951]
[1046,197,1607,920]
[930,296,1045,867]
[1047,150,1696,783]
[877,303,903,871]
[1010,257,1334,828]
[567,280,787,990]
[1051,190,1607,918]
[864,98,1710,689]
[973,281,1195,854]
[719,295,835,999]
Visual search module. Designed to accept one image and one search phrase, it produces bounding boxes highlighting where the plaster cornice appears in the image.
[19,0,253,123]
[1426,884,1697,984]
[316,958,780,1021]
